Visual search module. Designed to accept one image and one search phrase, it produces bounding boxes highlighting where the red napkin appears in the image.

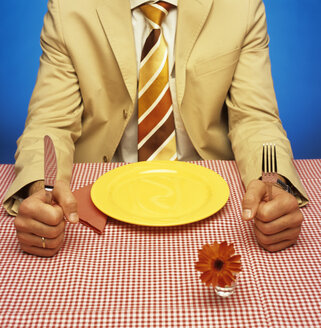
[72,183,107,234]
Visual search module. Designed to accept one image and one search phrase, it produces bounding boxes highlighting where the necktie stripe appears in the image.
[139,133,175,161]
[140,31,161,65]
[152,3,168,14]
[139,51,169,113]
[138,48,168,97]
[138,105,173,148]
[148,132,177,161]
[138,84,171,125]
[138,2,177,161]
[154,1,173,13]
[138,88,172,141]
[140,6,166,25]
[138,115,175,161]
[140,34,165,74]
[138,75,169,120]
[146,19,161,29]
[140,33,166,72]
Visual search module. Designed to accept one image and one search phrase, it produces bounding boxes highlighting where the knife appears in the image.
[44,135,58,204]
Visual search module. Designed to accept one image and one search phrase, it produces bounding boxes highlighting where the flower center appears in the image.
[213,259,224,271]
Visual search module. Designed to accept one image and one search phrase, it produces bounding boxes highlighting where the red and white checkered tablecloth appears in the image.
[0,160,320,328]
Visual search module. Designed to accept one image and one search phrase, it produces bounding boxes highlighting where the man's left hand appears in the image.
[241,180,304,252]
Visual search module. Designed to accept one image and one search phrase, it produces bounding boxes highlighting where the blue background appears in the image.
[0,0,320,163]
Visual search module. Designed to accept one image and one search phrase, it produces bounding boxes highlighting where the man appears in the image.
[4,0,308,257]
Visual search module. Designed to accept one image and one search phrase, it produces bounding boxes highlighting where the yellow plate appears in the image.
[91,161,229,227]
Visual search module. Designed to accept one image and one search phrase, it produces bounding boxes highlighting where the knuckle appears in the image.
[45,246,61,257]
[281,193,300,212]
[45,206,64,226]
[259,234,271,245]
[264,244,278,253]
[50,240,60,249]
[259,223,274,235]
[47,221,65,239]
[14,216,23,230]
[285,240,296,249]
[254,228,270,245]
[296,212,304,225]
[259,206,268,218]
[288,195,300,209]
[50,211,63,226]
[50,233,65,249]
[255,219,272,234]
[46,227,62,239]
[20,244,32,255]
[18,197,35,216]
[291,239,298,247]
[19,243,27,252]
[16,232,27,244]
[293,227,302,238]
[257,209,269,222]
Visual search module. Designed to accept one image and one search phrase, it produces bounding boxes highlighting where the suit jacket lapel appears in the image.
[175,0,213,107]
[96,0,137,104]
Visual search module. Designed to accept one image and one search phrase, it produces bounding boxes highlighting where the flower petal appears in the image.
[195,263,212,272]
[201,271,217,287]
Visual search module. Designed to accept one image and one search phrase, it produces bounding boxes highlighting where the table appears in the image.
[1,160,321,328]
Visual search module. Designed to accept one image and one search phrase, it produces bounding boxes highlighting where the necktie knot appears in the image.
[140,2,174,27]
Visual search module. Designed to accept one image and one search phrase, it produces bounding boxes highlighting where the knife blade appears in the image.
[44,135,57,204]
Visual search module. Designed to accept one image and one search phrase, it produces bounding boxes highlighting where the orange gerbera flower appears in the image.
[195,241,241,288]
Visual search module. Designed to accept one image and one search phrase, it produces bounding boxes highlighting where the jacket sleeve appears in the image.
[3,0,84,215]
[226,0,308,206]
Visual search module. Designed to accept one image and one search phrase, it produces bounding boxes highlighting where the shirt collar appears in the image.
[130,0,177,10]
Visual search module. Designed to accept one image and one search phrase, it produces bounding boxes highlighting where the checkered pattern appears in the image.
[0,160,320,327]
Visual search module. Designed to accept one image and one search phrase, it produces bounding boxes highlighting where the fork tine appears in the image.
[263,144,268,173]
[265,144,270,173]
[269,144,273,173]
[262,144,266,173]
[274,144,277,173]
[265,144,269,173]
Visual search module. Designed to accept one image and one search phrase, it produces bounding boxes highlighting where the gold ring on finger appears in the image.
[41,237,46,249]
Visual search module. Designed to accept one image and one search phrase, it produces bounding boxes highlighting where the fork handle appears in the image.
[266,183,273,201]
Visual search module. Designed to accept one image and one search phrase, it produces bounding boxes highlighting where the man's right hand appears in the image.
[14,180,78,257]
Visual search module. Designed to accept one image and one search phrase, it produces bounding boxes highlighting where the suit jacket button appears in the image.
[123,109,128,119]
[103,155,108,163]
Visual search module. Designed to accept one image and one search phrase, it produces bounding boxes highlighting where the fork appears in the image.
[262,143,278,201]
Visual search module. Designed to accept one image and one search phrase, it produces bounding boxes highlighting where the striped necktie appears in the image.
[138,1,177,161]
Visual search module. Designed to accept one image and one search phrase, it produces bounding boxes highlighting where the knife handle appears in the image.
[44,186,53,204]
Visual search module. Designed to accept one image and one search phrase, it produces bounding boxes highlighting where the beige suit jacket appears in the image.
[4,0,308,214]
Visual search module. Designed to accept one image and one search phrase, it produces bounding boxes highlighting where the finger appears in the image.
[53,180,79,224]
[19,244,63,257]
[256,239,298,253]
[254,210,304,235]
[242,180,266,221]
[254,223,301,245]
[16,231,65,250]
[256,191,300,223]
[14,216,66,239]
[18,193,64,226]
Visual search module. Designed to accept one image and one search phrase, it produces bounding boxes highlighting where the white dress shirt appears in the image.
[113,0,201,162]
